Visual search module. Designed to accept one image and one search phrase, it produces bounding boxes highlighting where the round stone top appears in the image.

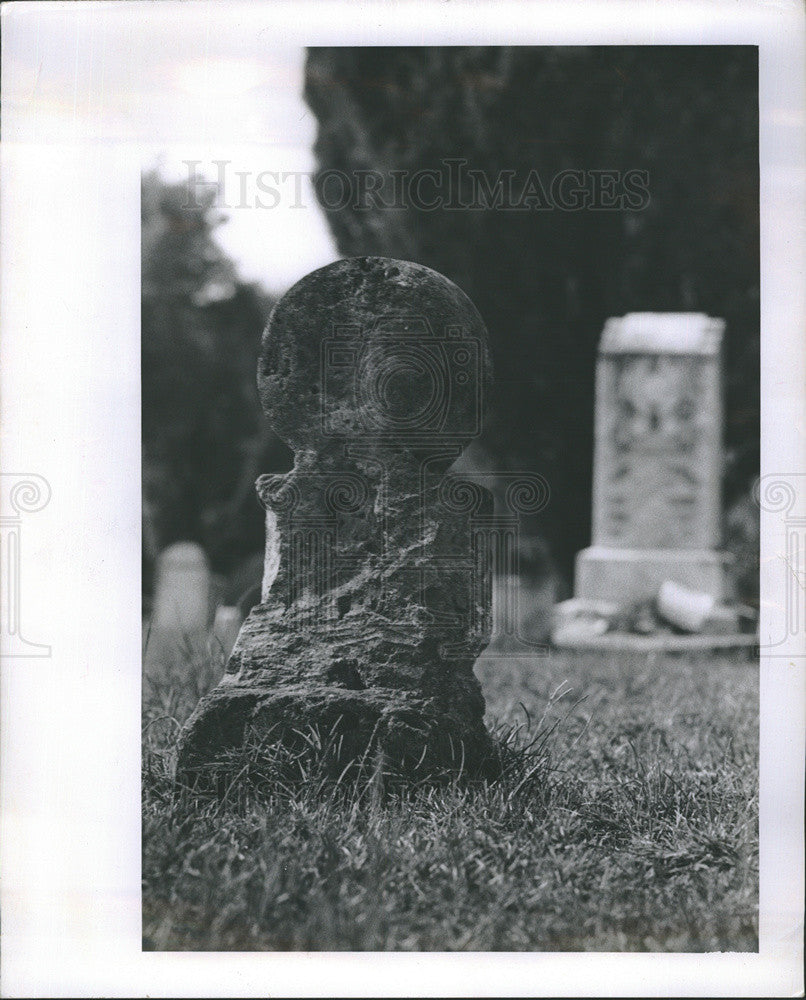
[258,257,491,456]
[159,541,210,567]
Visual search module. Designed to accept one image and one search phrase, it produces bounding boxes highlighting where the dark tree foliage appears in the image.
[304,46,759,596]
[141,170,283,602]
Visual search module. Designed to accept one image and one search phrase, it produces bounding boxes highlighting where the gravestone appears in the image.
[554,312,757,649]
[151,542,213,632]
[575,313,727,604]
[176,257,498,781]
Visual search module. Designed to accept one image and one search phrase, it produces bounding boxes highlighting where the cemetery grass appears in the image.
[143,637,758,951]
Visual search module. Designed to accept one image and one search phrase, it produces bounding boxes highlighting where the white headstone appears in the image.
[575,313,729,604]
[210,605,243,659]
[151,542,212,632]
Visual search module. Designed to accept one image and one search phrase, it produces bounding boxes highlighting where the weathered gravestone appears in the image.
[177,257,498,781]
[554,313,755,648]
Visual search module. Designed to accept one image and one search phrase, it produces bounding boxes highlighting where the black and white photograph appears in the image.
[1,1,803,996]
[140,41,763,953]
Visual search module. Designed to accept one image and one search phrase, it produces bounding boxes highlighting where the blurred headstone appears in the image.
[554,313,756,650]
[151,542,212,632]
[576,313,728,604]
[177,257,499,782]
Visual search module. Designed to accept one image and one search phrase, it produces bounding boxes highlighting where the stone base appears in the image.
[551,596,757,653]
[552,629,758,653]
[575,546,729,604]
[175,681,502,789]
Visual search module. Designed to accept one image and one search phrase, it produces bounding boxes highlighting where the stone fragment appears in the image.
[552,617,609,646]
[656,580,717,632]
[177,257,498,782]
[701,604,742,635]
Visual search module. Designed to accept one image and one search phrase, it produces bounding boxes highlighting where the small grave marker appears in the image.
[151,542,212,633]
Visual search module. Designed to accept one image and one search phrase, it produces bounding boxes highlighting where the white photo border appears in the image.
[1,1,803,996]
